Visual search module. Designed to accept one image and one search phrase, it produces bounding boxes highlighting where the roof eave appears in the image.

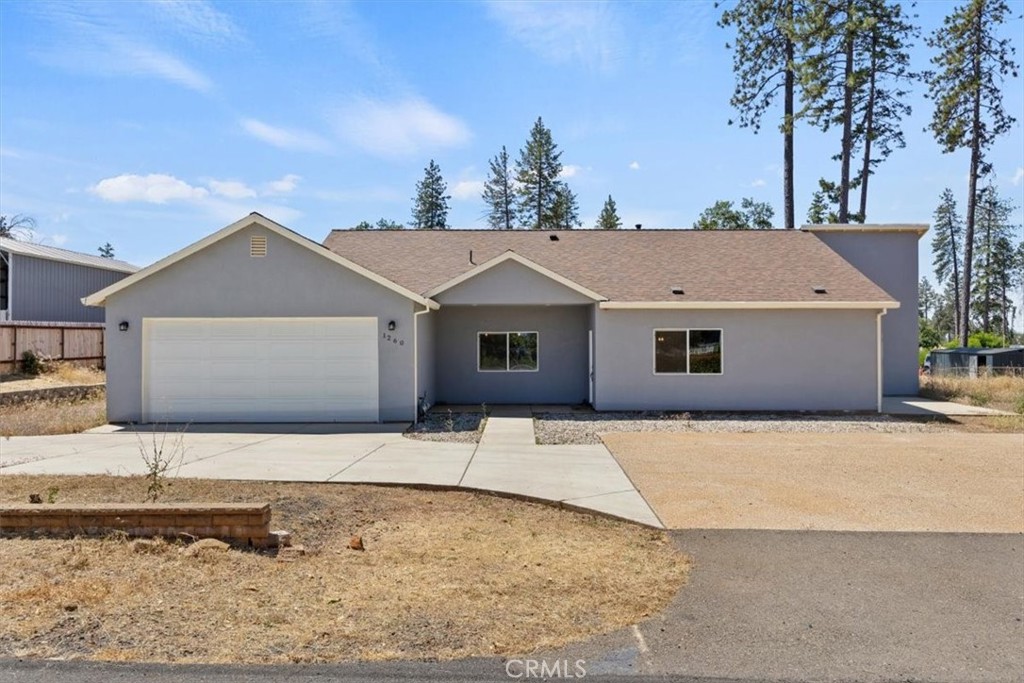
[598,300,901,310]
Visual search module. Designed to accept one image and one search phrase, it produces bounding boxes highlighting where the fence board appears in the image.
[0,324,104,373]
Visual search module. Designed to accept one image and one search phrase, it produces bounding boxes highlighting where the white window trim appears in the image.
[477,331,540,373]
[652,328,724,376]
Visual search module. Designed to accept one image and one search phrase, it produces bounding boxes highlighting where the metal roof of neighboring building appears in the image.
[322,228,897,305]
[0,237,139,274]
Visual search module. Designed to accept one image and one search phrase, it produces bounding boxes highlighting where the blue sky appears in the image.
[1,0,1022,285]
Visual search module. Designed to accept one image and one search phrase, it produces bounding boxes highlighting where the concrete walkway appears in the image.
[0,415,661,527]
[882,395,1015,416]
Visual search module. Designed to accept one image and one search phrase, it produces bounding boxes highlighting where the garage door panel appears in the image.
[144,318,379,422]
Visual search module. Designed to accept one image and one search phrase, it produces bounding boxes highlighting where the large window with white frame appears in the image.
[478,332,539,372]
[654,329,723,375]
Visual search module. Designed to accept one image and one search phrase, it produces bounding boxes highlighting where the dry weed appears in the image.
[0,397,106,437]
[921,374,1024,414]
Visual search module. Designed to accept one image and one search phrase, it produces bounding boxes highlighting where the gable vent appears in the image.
[250,235,268,258]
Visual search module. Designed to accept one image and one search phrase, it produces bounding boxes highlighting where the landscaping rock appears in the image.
[349,535,364,551]
[269,530,292,548]
[28,494,42,504]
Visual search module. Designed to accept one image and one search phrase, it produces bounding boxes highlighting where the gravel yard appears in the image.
[534,411,938,445]
[404,411,486,443]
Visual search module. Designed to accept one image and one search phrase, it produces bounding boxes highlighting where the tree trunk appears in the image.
[783,0,795,230]
[858,39,877,221]
[952,243,962,341]
[983,205,992,333]
[838,0,855,224]
[959,8,983,347]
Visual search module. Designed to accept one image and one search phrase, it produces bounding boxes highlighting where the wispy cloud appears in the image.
[487,1,626,73]
[1012,167,1024,186]
[152,0,242,45]
[331,97,471,158]
[452,180,485,200]
[750,178,766,188]
[559,164,582,179]
[263,174,302,195]
[629,161,640,171]
[208,179,257,200]
[241,119,331,153]
[91,174,209,203]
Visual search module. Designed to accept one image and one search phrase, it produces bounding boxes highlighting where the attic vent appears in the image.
[671,285,685,295]
[812,285,827,294]
[549,234,559,242]
[250,235,267,258]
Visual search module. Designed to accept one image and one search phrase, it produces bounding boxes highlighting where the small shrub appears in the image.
[1014,392,1024,416]
[46,486,60,504]
[20,350,45,376]
[136,425,188,502]
[968,387,992,407]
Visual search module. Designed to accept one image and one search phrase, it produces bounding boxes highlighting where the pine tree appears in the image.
[719,0,801,229]
[695,198,774,229]
[924,0,1019,346]
[931,188,963,340]
[804,179,849,223]
[546,184,581,230]
[596,195,622,230]
[97,242,115,258]
[514,117,563,230]
[970,186,1016,335]
[482,146,516,230]
[410,160,451,230]
[919,277,939,322]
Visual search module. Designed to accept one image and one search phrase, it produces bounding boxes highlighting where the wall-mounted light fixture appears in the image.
[118,321,130,332]
[387,320,396,331]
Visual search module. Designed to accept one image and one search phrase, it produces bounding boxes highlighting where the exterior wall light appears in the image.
[387,321,396,331]
[118,321,130,332]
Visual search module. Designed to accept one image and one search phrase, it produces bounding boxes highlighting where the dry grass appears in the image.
[0,364,105,394]
[920,374,1024,414]
[0,476,689,664]
[0,396,107,437]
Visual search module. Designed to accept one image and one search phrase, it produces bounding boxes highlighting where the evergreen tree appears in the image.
[410,160,451,230]
[970,186,1016,335]
[482,146,516,230]
[596,195,622,230]
[546,184,581,230]
[694,198,774,229]
[353,219,404,230]
[719,0,801,229]
[804,179,855,223]
[97,242,115,258]
[919,277,939,322]
[931,188,963,340]
[924,0,1019,346]
[514,117,563,230]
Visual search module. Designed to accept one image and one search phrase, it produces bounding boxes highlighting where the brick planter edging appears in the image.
[0,503,271,547]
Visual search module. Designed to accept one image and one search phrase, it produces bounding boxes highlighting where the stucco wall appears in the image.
[12,255,127,323]
[593,308,879,411]
[812,231,919,395]
[102,224,418,422]
[416,309,436,411]
[434,259,597,306]
[434,305,589,405]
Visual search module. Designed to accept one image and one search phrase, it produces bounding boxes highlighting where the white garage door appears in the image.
[143,318,379,422]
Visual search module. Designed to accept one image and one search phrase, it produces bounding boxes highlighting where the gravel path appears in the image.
[404,412,486,444]
[535,411,939,445]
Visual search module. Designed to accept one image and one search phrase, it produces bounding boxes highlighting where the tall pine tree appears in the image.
[719,0,800,229]
[410,160,451,230]
[931,188,963,340]
[97,242,115,258]
[515,117,564,230]
[482,146,516,230]
[546,184,581,230]
[925,0,1019,345]
[971,185,1016,335]
[596,195,622,230]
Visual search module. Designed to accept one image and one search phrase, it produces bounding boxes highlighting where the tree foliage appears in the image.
[694,197,775,230]
[410,160,451,230]
[353,218,404,230]
[970,185,1018,338]
[514,117,565,230]
[596,195,622,230]
[930,188,963,339]
[482,146,516,230]
[0,214,36,240]
[97,242,115,258]
[546,185,581,230]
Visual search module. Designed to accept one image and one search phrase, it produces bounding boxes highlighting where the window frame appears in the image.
[477,331,540,373]
[652,328,724,376]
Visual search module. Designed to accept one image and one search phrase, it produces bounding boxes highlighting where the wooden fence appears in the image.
[0,322,105,374]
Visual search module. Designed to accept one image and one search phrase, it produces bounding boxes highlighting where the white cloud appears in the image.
[49,234,69,247]
[208,179,257,199]
[629,161,640,171]
[487,1,625,73]
[1012,167,1024,186]
[152,0,241,44]
[241,119,330,153]
[263,174,302,195]
[750,178,766,188]
[90,173,209,203]
[559,164,582,179]
[331,97,471,158]
[452,180,485,200]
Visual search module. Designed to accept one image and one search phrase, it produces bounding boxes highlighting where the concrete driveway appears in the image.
[0,413,660,527]
[604,431,1024,532]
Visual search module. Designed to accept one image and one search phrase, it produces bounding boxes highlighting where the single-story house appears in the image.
[1,237,138,323]
[930,347,1024,377]
[84,214,925,423]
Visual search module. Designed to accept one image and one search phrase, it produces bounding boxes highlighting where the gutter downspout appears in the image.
[413,305,431,424]
[876,309,887,413]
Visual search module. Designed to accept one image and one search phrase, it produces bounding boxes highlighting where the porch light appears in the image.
[118,321,129,332]
[387,320,396,331]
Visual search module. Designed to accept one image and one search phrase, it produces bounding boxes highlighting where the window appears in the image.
[478,332,538,372]
[654,329,722,375]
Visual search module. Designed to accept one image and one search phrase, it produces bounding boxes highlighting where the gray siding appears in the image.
[435,305,589,405]
[416,309,436,410]
[435,260,596,305]
[593,308,878,411]
[103,224,418,423]
[12,254,128,323]
[812,231,919,395]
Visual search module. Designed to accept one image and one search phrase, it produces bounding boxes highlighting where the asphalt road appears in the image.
[3,530,1021,683]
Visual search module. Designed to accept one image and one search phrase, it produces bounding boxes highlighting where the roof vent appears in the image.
[635,224,642,230]
[812,285,827,294]
[549,234,559,242]
[250,235,267,258]
[671,285,684,295]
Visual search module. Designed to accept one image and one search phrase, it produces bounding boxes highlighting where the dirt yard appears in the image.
[605,431,1024,533]
[0,365,105,394]
[0,476,689,664]
[0,396,106,437]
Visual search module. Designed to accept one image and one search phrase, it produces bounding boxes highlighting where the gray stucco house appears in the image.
[84,213,925,423]
[1,237,138,323]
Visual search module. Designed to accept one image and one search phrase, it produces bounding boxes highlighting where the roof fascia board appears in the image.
[802,224,928,237]
[599,300,900,310]
[83,214,438,309]
[423,250,606,301]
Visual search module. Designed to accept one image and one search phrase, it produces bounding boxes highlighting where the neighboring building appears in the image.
[0,237,138,323]
[930,347,1024,377]
[84,214,925,424]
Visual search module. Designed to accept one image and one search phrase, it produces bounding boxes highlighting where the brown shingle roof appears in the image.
[321,229,896,304]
